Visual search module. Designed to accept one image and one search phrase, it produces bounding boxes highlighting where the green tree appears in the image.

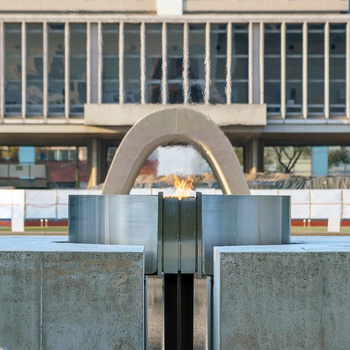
[273,146,311,174]
[328,146,350,168]
[0,146,19,162]
[234,147,243,166]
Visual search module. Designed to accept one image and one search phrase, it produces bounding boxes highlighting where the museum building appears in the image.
[0,0,349,186]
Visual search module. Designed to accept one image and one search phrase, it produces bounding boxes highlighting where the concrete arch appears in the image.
[102,108,250,195]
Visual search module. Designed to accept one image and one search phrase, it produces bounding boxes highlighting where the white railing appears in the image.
[0,188,349,220]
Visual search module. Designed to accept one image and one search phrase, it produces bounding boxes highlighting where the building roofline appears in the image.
[0,13,350,22]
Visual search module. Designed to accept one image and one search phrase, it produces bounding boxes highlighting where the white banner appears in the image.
[0,189,13,219]
[310,190,342,219]
[342,190,350,219]
[279,189,309,204]
[1,188,350,220]
[311,205,342,219]
[26,190,56,219]
[57,190,83,219]
[250,189,279,196]
[291,205,310,219]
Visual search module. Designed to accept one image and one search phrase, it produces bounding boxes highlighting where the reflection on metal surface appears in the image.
[201,195,290,275]
[69,194,290,276]
[160,196,197,274]
[69,195,158,274]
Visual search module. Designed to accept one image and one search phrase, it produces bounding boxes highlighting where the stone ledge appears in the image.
[85,104,267,127]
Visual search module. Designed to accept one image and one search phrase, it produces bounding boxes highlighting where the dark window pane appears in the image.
[70,24,86,115]
[5,23,22,116]
[48,23,65,115]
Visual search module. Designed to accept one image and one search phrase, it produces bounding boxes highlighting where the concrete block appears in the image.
[214,239,350,350]
[0,252,41,349]
[0,237,144,350]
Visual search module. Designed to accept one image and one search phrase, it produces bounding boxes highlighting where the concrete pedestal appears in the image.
[0,237,144,350]
[214,237,350,350]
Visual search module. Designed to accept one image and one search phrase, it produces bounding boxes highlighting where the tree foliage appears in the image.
[234,147,243,166]
[328,146,350,168]
[273,146,311,174]
[0,146,19,162]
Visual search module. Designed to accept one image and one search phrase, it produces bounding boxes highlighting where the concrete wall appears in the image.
[213,237,350,349]
[84,104,267,127]
[185,0,348,13]
[0,0,346,13]
[0,0,156,12]
[0,237,144,350]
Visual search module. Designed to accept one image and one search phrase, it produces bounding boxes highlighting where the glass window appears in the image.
[124,23,141,104]
[329,23,346,117]
[26,23,43,116]
[264,24,281,116]
[4,23,22,116]
[167,24,184,104]
[286,24,302,117]
[102,23,119,103]
[60,149,69,161]
[48,23,65,115]
[68,148,77,161]
[188,24,205,104]
[308,24,324,117]
[69,23,86,116]
[232,24,248,103]
[145,24,162,103]
[50,149,59,161]
[210,24,227,104]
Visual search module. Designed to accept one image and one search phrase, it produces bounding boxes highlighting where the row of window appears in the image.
[265,23,347,117]
[1,21,348,118]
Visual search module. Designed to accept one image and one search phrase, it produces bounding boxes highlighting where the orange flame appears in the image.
[172,174,194,200]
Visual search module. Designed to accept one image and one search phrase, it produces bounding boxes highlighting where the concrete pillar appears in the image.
[87,138,101,188]
[89,23,99,104]
[251,23,261,104]
[244,139,263,174]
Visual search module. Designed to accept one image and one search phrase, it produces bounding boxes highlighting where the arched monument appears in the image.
[102,107,250,195]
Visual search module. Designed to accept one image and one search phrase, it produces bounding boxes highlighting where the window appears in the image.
[124,24,141,103]
[167,24,184,104]
[27,23,43,116]
[48,23,65,115]
[286,24,302,117]
[188,24,205,104]
[145,24,162,103]
[69,23,86,115]
[308,24,324,116]
[232,24,248,103]
[264,24,281,116]
[102,24,119,103]
[210,24,227,104]
[4,23,22,116]
[329,23,346,117]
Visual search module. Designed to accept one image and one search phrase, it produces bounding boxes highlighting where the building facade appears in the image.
[0,0,349,186]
